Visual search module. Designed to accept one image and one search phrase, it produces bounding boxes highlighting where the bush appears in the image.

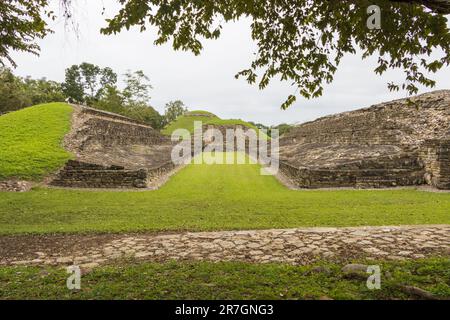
[123,105,165,129]
[0,68,64,114]
[0,68,31,114]
[93,85,164,129]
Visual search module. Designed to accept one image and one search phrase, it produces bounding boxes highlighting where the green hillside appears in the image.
[162,110,262,136]
[184,110,217,117]
[0,103,73,181]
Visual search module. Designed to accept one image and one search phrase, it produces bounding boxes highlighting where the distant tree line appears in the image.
[0,63,188,130]
[0,68,64,114]
[2,1,450,110]
[248,121,293,137]
[0,63,292,132]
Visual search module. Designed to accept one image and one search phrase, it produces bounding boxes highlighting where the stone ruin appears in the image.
[50,105,175,189]
[50,90,449,190]
[279,90,450,189]
[197,90,450,191]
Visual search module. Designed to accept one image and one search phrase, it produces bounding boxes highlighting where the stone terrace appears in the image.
[50,105,175,189]
[279,90,450,189]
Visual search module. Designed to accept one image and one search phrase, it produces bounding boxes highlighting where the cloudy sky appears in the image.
[10,0,450,126]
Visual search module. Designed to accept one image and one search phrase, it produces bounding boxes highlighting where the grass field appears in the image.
[0,103,73,181]
[161,110,262,136]
[0,258,448,299]
[0,153,449,235]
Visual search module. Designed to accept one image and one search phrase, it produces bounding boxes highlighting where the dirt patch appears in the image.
[0,232,165,262]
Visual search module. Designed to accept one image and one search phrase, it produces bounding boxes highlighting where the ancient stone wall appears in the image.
[51,160,148,189]
[421,138,450,189]
[80,106,150,125]
[439,140,450,189]
[52,93,449,190]
[202,124,270,152]
[279,91,450,189]
[281,91,450,148]
[146,161,176,184]
[280,162,425,188]
[51,105,176,189]
[51,160,178,189]
[75,116,170,152]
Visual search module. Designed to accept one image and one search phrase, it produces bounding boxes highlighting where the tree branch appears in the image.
[390,0,450,13]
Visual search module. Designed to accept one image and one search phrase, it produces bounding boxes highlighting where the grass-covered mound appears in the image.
[0,103,73,181]
[0,153,448,234]
[162,110,261,136]
[184,110,217,117]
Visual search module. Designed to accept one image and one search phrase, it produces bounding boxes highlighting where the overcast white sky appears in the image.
[10,0,450,126]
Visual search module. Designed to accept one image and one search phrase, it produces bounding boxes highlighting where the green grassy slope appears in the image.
[0,103,73,181]
[185,110,217,116]
[1,258,448,299]
[161,110,261,136]
[0,153,448,234]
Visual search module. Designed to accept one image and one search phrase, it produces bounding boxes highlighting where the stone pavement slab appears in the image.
[1,225,448,269]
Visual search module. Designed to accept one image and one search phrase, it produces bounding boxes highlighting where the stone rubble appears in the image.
[0,180,33,192]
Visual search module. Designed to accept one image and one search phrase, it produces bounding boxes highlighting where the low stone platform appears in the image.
[279,145,425,188]
[1,225,448,269]
[50,160,149,188]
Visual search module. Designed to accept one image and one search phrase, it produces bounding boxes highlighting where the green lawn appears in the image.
[0,103,73,181]
[0,153,449,235]
[0,258,448,299]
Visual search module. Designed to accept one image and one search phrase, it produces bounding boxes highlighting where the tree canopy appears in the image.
[1,0,450,108]
[122,70,153,106]
[62,63,118,104]
[0,0,53,68]
[0,67,65,114]
[0,65,167,130]
[101,0,450,108]
[164,100,188,123]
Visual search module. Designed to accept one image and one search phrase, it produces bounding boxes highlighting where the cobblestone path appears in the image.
[1,225,448,270]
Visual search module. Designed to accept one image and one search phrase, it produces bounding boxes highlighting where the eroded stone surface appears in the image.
[1,225,448,268]
[279,90,450,189]
[50,105,178,189]
[0,180,33,192]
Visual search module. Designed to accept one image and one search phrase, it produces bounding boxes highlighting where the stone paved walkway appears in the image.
[1,225,449,270]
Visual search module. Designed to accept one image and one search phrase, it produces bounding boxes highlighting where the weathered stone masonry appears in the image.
[421,138,450,189]
[51,91,450,190]
[74,114,168,149]
[51,106,175,189]
[279,90,450,189]
[51,160,148,188]
[2,225,449,268]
